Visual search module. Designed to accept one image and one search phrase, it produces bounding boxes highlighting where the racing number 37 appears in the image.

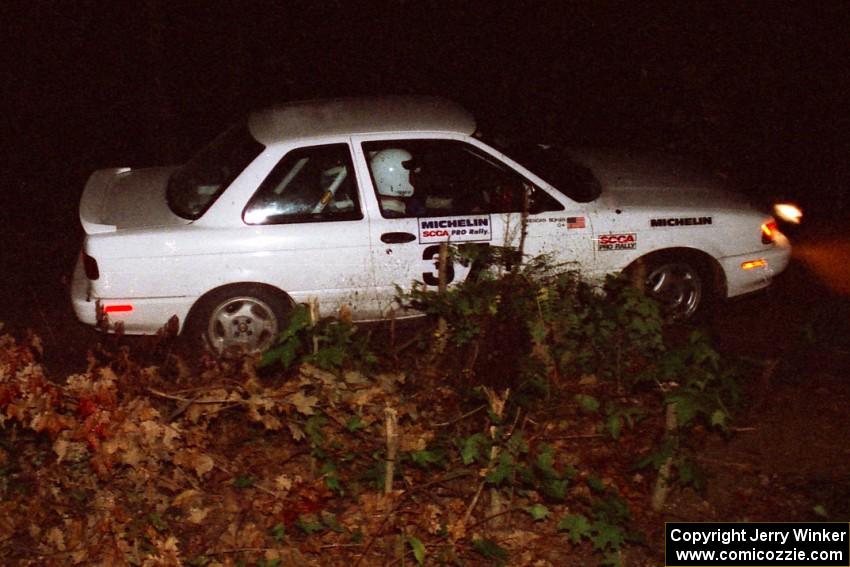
[422,244,455,286]
[422,243,490,286]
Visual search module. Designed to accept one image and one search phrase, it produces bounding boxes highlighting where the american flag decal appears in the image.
[567,216,585,229]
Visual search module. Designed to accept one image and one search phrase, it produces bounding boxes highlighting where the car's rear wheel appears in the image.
[187,285,291,355]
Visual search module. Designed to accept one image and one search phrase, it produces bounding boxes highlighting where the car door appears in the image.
[353,135,591,316]
[240,142,379,318]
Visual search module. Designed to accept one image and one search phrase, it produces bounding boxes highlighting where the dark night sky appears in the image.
[5,1,850,215]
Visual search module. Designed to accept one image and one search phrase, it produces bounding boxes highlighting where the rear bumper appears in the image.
[70,256,193,334]
[720,235,791,298]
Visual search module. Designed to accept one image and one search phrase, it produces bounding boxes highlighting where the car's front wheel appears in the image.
[187,285,291,355]
[644,261,703,320]
[627,253,717,321]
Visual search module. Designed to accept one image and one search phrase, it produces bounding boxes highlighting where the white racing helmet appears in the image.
[370,149,415,197]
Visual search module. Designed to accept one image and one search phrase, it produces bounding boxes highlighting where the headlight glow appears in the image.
[774,203,803,224]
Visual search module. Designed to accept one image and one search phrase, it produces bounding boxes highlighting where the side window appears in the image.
[363,139,562,219]
[243,144,362,225]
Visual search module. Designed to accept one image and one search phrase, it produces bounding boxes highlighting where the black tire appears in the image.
[185,284,291,355]
[633,255,713,321]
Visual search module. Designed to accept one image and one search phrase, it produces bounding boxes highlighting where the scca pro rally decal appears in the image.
[650,216,712,227]
[598,233,637,251]
[418,215,492,244]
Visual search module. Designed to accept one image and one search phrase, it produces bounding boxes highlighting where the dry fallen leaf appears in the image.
[173,449,215,478]
[399,426,434,452]
[188,507,210,524]
[172,489,202,509]
[343,370,369,385]
[287,420,306,441]
[46,526,66,551]
[299,363,339,386]
[274,474,294,492]
[286,390,319,416]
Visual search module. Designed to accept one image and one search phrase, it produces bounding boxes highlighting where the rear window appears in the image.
[167,124,265,220]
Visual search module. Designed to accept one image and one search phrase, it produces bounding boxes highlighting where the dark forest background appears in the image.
[5,1,850,217]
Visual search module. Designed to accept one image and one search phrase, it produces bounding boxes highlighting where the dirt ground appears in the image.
[1,202,849,563]
[675,225,850,525]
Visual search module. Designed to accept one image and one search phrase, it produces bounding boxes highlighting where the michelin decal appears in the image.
[650,216,712,227]
[418,215,492,244]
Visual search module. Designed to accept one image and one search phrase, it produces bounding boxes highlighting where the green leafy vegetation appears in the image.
[0,247,753,565]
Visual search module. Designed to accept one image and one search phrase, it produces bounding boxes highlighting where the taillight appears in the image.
[761,220,779,245]
[103,304,133,314]
[82,251,99,280]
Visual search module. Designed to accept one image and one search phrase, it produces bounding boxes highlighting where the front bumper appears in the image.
[720,234,791,298]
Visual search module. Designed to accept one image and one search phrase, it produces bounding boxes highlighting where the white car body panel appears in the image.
[71,96,791,336]
[351,133,599,316]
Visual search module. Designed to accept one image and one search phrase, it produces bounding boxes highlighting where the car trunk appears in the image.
[79,166,188,235]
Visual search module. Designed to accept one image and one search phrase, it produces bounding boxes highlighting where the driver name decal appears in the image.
[598,233,637,251]
[418,215,492,244]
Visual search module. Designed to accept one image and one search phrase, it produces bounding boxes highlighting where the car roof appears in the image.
[247,96,476,144]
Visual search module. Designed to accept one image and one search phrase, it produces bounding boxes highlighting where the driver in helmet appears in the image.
[370,148,426,217]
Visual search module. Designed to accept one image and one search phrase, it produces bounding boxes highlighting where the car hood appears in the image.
[567,148,755,213]
[80,166,188,234]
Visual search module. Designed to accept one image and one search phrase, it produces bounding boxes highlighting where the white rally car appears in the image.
[71,96,791,352]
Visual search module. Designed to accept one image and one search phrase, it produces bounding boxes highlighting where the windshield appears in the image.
[477,134,602,203]
[167,124,265,220]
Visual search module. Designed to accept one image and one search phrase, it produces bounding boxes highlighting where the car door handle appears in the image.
[381,232,416,244]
